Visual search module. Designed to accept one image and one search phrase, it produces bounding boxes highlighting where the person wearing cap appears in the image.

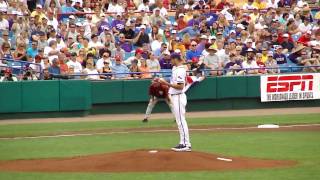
[159,50,173,69]
[297,31,312,46]
[177,13,187,30]
[280,34,294,52]
[150,7,166,26]
[30,4,46,21]
[0,68,17,82]
[240,39,256,56]
[224,53,244,76]
[111,13,125,35]
[171,36,186,55]
[111,55,130,79]
[120,21,135,40]
[124,48,144,66]
[133,24,150,47]
[202,46,222,75]
[97,14,112,34]
[265,51,280,74]
[242,48,259,74]
[273,45,287,65]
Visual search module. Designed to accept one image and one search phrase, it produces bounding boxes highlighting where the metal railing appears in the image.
[48,65,320,80]
[0,59,42,80]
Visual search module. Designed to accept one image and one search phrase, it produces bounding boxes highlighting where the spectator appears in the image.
[67,52,83,75]
[111,55,130,79]
[281,33,294,52]
[242,48,259,74]
[224,53,244,76]
[273,45,287,65]
[48,58,61,75]
[133,25,150,47]
[301,50,320,72]
[99,60,112,79]
[297,31,312,46]
[256,53,266,74]
[139,59,152,79]
[265,51,280,74]
[0,68,17,81]
[83,60,100,80]
[186,41,201,62]
[147,52,161,73]
[154,43,168,58]
[159,50,172,69]
[202,47,222,76]
[125,48,145,66]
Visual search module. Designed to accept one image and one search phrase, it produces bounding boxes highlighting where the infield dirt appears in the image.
[0,150,296,173]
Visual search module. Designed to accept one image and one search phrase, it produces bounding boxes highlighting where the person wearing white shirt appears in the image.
[298,19,312,33]
[267,0,278,8]
[96,51,112,71]
[159,54,191,152]
[88,34,104,49]
[242,49,259,74]
[138,0,150,12]
[0,11,8,30]
[83,61,100,80]
[67,53,83,74]
[107,1,124,14]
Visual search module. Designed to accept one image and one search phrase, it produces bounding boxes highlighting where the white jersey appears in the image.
[169,65,186,95]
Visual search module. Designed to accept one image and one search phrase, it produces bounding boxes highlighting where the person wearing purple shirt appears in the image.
[203,6,218,26]
[159,51,173,69]
[187,17,199,27]
[112,13,125,34]
[273,46,287,65]
[98,19,111,35]
[196,36,207,53]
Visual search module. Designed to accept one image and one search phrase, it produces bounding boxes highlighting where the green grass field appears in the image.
[0,113,320,180]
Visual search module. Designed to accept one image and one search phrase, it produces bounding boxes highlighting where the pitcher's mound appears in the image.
[0,149,295,172]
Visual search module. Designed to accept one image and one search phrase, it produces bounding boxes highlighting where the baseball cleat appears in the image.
[142,118,148,123]
[171,144,192,152]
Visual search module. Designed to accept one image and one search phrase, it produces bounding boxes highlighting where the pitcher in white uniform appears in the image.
[159,54,191,152]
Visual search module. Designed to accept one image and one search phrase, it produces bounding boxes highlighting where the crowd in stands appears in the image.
[0,0,320,81]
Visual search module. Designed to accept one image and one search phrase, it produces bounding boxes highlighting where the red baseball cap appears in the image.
[192,57,199,63]
[135,48,144,55]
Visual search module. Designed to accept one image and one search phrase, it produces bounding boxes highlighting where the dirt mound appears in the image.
[0,150,296,173]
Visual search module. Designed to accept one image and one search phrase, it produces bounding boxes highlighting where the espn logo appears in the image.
[267,75,313,93]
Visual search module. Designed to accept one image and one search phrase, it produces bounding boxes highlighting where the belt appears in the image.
[170,93,183,96]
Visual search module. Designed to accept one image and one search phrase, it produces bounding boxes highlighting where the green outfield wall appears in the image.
[0,76,319,119]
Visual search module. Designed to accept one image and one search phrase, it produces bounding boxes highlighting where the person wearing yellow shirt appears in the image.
[250,8,260,23]
[183,9,193,23]
[261,47,268,63]
[252,0,267,10]
[30,4,46,23]
[172,37,186,55]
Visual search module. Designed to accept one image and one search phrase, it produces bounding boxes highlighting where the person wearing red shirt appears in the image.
[177,13,187,30]
[216,0,230,10]
[297,31,312,46]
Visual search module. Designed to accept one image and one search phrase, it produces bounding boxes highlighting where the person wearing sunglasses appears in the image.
[186,41,201,63]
